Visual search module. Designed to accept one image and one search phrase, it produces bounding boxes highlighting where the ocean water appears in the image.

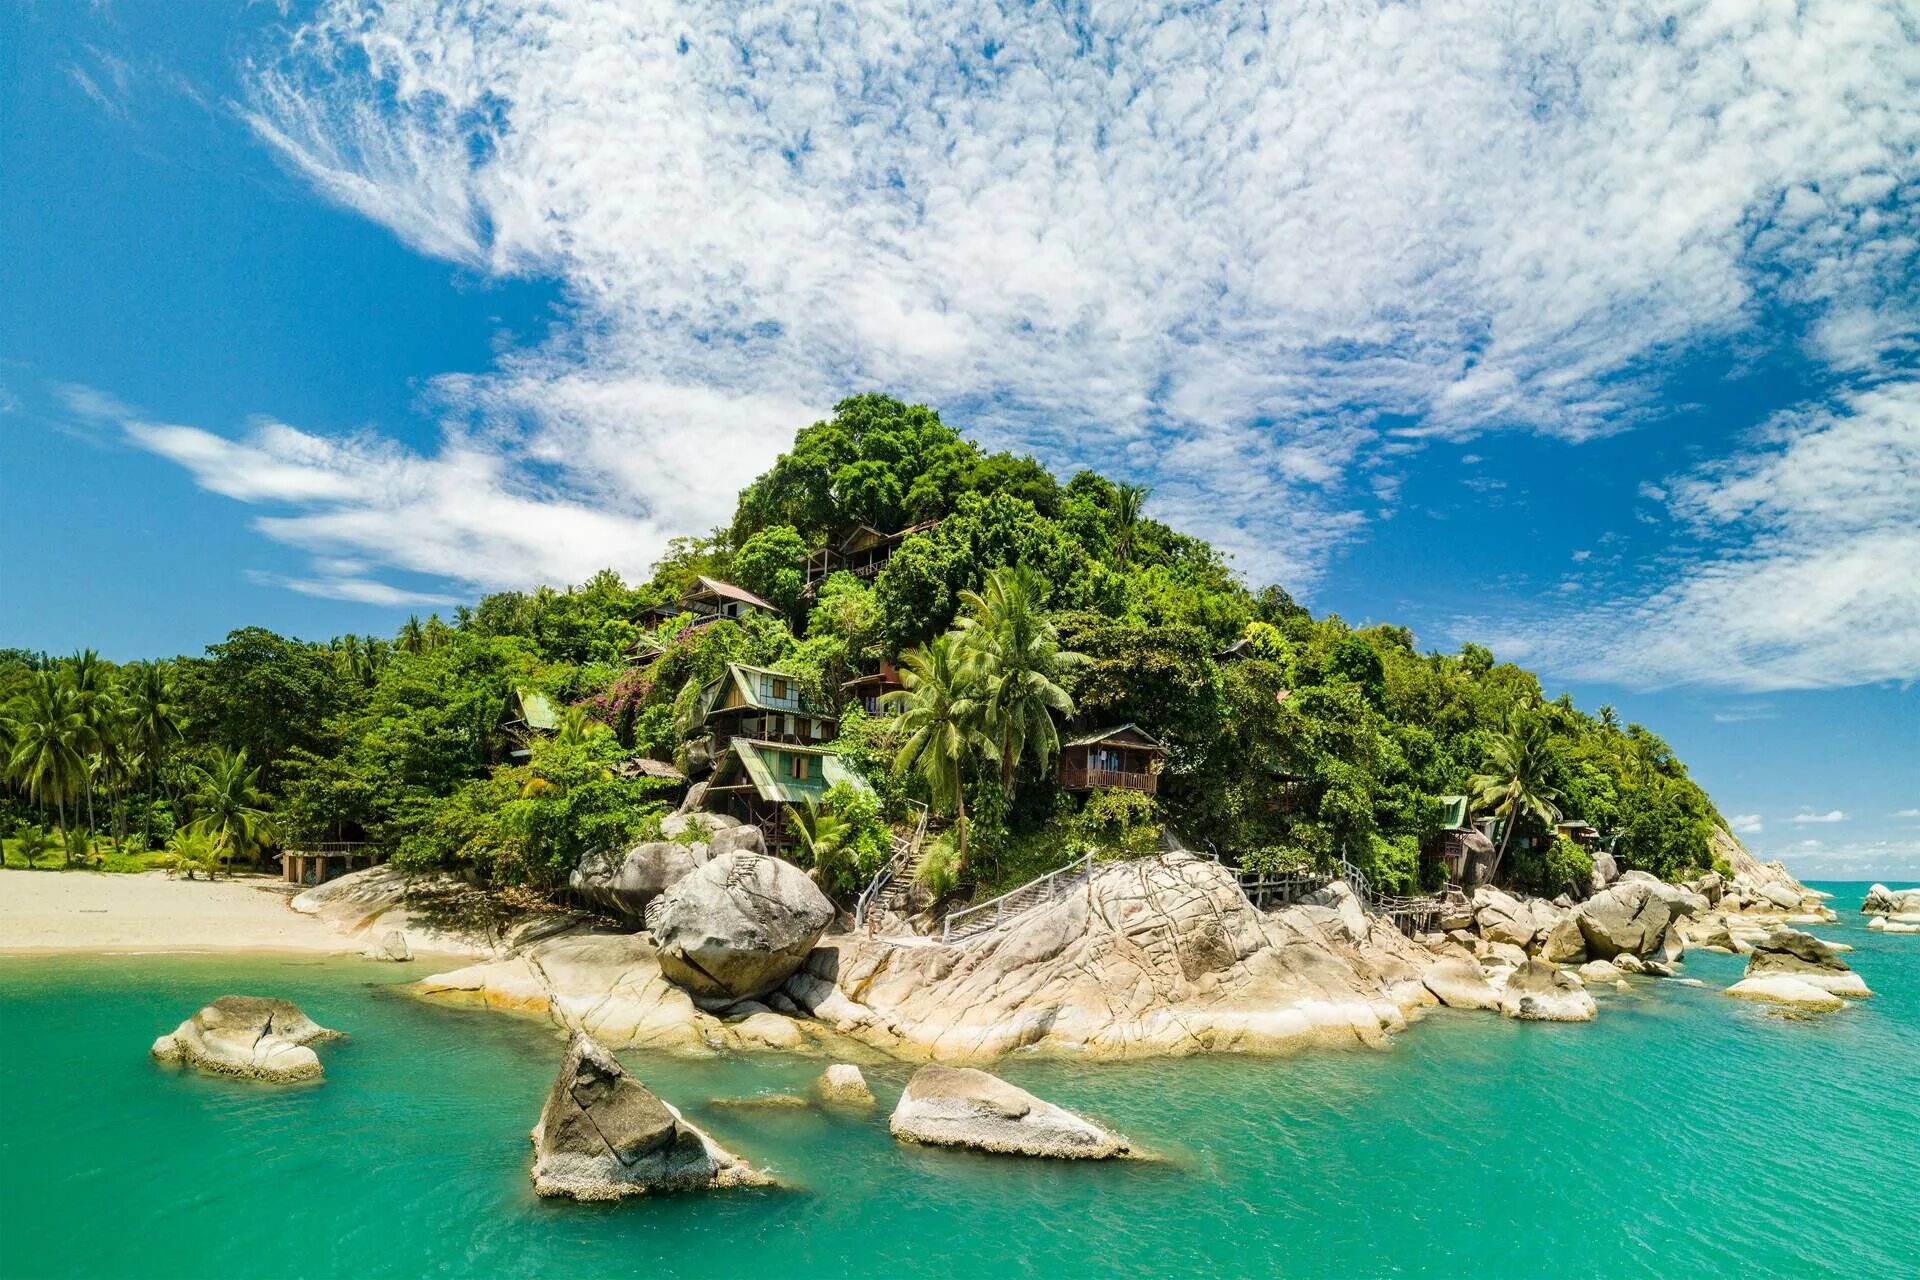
[2,883,1916,1280]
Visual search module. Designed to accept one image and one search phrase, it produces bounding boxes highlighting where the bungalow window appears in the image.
[810,717,826,739]
[771,677,789,700]
[783,713,797,738]
[787,754,811,781]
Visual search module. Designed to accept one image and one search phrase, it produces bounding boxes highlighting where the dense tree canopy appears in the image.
[1,395,1727,897]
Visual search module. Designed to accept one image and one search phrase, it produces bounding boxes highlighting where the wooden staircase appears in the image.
[853,805,933,932]
[941,850,1094,944]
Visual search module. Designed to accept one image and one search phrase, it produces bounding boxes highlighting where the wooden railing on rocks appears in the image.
[941,850,1094,944]
[853,803,931,932]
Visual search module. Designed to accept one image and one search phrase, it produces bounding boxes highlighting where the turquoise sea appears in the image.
[3,883,1917,1279]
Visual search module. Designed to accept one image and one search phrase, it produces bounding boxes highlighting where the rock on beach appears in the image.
[150,996,342,1083]
[889,1065,1131,1158]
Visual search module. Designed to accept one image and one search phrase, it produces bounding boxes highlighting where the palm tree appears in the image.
[1113,482,1150,566]
[181,747,277,867]
[954,565,1080,792]
[397,616,426,655]
[123,661,180,845]
[13,823,56,870]
[555,704,611,747]
[1598,704,1620,732]
[1469,712,1563,884]
[8,672,89,833]
[884,632,989,865]
[164,826,221,881]
[65,650,110,833]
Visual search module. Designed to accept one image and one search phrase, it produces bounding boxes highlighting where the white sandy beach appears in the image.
[0,869,355,953]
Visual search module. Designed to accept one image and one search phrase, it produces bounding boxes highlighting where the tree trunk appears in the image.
[954,790,969,877]
[1489,808,1516,885]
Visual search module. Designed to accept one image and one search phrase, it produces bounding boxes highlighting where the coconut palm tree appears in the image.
[555,704,611,747]
[883,632,989,865]
[13,823,56,870]
[8,672,89,833]
[65,649,110,833]
[954,564,1080,792]
[1470,712,1563,884]
[123,661,180,845]
[397,616,426,655]
[181,747,277,867]
[1113,482,1150,566]
[1598,704,1620,732]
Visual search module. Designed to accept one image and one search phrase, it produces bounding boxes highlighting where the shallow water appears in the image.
[3,883,1917,1279]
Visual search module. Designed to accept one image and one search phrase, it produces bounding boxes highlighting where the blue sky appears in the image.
[2,1,1915,877]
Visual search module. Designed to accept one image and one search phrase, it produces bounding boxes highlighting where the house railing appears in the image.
[1058,765,1158,793]
[941,849,1094,944]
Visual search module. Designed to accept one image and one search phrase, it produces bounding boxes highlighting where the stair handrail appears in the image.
[854,801,929,931]
[941,848,1094,944]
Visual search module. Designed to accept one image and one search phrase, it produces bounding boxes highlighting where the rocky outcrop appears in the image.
[570,841,711,922]
[1496,959,1596,1022]
[786,854,1435,1060]
[1743,928,1872,997]
[1869,916,1920,934]
[649,852,836,1006]
[816,1063,876,1107]
[293,865,580,959]
[1421,957,1501,1011]
[1473,887,1545,949]
[1862,885,1920,916]
[530,1031,770,1199]
[151,996,342,1082]
[889,1065,1131,1158]
[1573,878,1702,959]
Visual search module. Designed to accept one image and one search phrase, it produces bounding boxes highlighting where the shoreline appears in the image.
[0,868,361,957]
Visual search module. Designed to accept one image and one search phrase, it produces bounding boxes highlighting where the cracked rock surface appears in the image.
[150,995,342,1082]
[889,1064,1131,1158]
[530,1030,770,1199]
[648,852,836,1005]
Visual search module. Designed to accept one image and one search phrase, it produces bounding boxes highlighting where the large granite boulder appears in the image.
[1588,848,1620,893]
[648,852,835,1005]
[1298,880,1370,943]
[889,1065,1131,1158]
[785,854,1437,1060]
[1868,916,1920,933]
[1472,887,1540,948]
[151,996,342,1082]
[1744,928,1872,997]
[1538,911,1587,963]
[1497,960,1596,1022]
[1862,884,1920,915]
[530,1030,769,1199]
[815,1063,876,1107]
[1574,879,1701,959]
[660,811,739,841]
[1421,957,1501,1011]
[571,841,711,922]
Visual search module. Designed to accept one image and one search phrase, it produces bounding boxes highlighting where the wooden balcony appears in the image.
[1058,764,1158,793]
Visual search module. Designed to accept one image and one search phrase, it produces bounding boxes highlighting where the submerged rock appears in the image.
[1497,960,1597,1022]
[1421,957,1501,1011]
[151,996,342,1082]
[649,852,836,1005]
[1723,975,1847,1012]
[1744,928,1873,997]
[816,1063,876,1107]
[889,1065,1130,1159]
[530,1031,770,1199]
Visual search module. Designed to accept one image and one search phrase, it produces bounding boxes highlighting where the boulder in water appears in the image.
[1578,959,1625,983]
[151,996,342,1082]
[889,1065,1130,1158]
[1421,957,1501,1011]
[1497,960,1597,1022]
[1574,879,1700,959]
[1743,928,1872,997]
[1868,916,1920,934]
[648,852,835,1005]
[816,1063,876,1107]
[530,1030,769,1199]
[1862,884,1920,915]
[1723,974,1847,1012]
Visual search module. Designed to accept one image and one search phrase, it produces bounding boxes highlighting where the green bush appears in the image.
[1071,788,1162,860]
[914,829,963,899]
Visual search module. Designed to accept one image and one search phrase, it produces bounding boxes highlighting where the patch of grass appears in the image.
[2,836,170,873]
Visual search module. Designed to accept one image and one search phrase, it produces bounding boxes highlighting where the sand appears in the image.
[0,869,355,954]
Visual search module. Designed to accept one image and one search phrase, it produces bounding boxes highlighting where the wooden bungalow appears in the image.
[694,663,837,751]
[1057,724,1165,794]
[704,739,873,850]
[639,576,782,627]
[496,687,558,760]
[1554,820,1602,851]
[804,520,940,589]
[841,658,904,716]
[1423,795,1498,888]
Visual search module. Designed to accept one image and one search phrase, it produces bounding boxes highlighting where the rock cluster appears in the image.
[151,996,342,1082]
[530,1030,769,1199]
[889,1065,1130,1158]
[1738,928,1872,997]
[1861,884,1920,918]
[1496,958,1597,1022]
[570,814,769,923]
[649,851,836,1006]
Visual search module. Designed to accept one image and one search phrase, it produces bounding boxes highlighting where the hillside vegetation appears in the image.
[1,394,1724,899]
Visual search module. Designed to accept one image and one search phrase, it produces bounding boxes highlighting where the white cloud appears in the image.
[1892,808,1920,819]
[1729,813,1764,836]
[170,0,1914,601]
[1792,809,1847,825]
[1483,380,1920,689]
